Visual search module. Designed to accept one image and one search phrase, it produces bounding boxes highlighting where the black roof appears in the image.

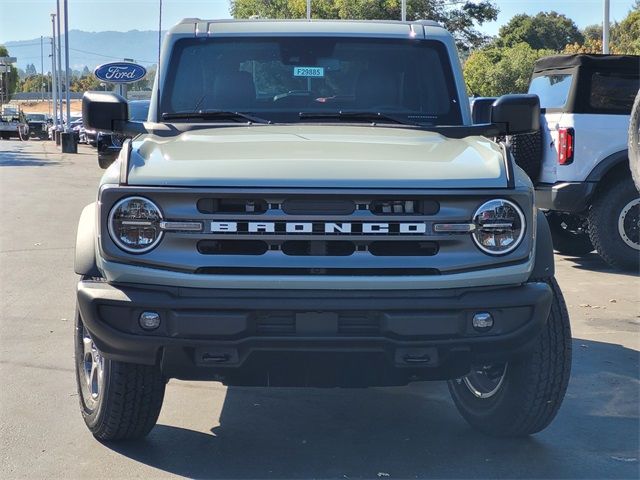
[533,54,640,73]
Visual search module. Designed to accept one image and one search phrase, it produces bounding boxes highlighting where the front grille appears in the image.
[100,186,533,278]
[255,311,380,335]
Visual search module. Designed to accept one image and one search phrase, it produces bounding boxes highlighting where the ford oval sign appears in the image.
[93,62,147,84]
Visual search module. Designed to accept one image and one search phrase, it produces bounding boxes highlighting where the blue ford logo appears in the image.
[94,62,147,84]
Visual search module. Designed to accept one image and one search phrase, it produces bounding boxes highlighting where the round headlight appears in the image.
[108,196,163,253]
[472,199,525,255]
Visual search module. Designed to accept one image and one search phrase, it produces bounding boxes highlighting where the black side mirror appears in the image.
[491,94,540,135]
[82,92,146,135]
[470,97,496,124]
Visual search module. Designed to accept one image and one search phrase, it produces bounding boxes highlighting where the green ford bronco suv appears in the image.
[76,19,571,441]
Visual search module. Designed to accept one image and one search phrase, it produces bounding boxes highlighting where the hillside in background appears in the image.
[4,29,164,71]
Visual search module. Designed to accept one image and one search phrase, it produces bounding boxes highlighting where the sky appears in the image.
[0,0,636,44]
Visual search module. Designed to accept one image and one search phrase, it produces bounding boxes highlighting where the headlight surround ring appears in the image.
[472,199,526,255]
[107,196,164,254]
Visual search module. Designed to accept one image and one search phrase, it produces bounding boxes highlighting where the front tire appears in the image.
[588,177,640,271]
[75,309,166,441]
[448,278,572,437]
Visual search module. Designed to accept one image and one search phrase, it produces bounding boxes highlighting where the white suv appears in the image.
[524,54,640,271]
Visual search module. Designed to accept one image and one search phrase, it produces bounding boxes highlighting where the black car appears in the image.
[97,99,150,168]
[26,113,50,140]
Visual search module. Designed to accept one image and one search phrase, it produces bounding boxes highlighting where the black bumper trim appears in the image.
[535,181,597,213]
[77,281,553,385]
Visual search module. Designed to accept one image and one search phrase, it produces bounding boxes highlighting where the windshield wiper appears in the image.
[162,110,270,124]
[298,111,419,126]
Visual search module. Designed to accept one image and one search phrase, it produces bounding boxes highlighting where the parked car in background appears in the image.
[519,54,640,271]
[25,113,50,139]
[96,99,149,168]
[0,105,29,140]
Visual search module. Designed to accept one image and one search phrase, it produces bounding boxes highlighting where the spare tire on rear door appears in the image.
[507,130,542,183]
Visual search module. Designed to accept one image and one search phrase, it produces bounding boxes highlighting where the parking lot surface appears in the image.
[1,139,638,479]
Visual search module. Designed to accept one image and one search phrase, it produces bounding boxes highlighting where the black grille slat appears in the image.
[369,241,438,256]
[282,198,355,215]
[198,240,268,255]
[195,267,440,276]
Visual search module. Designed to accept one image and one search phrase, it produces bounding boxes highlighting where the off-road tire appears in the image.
[507,131,542,183]
[545,212,593,256]
[448,277,572,437]
[629,90,640,191]
[75,310,166,441]
[588,177,640,271]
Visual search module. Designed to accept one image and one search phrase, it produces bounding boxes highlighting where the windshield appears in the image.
[129,101,150,122]
[161,37,462,125]
[528,74,573,109]
[27,114,46,121]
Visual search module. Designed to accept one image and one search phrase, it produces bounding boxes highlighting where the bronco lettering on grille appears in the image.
[210,222,428,235]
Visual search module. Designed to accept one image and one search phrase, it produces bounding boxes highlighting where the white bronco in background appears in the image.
[524,54,639,271]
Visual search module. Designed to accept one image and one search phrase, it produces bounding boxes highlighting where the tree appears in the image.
[20,74,50,93]
[82,65,91,77]
[497,11,583,51]
[565,7,640,54]
[230,0,498,52]
[464,43,555,97]
[611,9,640,54]
[25,63,37,76]
[0,45,19,99]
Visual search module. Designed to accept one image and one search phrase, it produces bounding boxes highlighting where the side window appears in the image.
[590,72,639,112]
[528,74,573,109]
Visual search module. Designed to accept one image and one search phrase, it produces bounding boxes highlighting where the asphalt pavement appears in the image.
[0,139,638,479]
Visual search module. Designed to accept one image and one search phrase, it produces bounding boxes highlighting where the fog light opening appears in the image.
[472,312,494,332]
[139,311,161,330]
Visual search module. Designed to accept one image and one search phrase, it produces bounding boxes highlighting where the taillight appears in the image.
[558,127,575,165]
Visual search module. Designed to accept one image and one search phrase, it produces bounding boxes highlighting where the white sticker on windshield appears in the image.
[293,66,325,78]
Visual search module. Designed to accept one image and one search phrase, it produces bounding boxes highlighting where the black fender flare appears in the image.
[74,203,101,277]
[529,209,555,280]
[586,149,629,183]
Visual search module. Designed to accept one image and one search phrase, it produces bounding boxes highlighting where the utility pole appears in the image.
[603,0,610,54]
[40,36,44,102]
[306,0,311,20]
[56,0,63,128]
[63,0,71,133]
[51,13,58,130]
[401,0,407,21]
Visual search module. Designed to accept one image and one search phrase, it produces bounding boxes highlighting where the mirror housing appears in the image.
[491,94,540,135]
[470,97,496,125]
[82,92,146,135]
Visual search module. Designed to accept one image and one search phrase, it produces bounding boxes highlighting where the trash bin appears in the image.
[61,132,77,153]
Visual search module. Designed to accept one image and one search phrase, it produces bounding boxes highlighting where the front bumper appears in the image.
[535,181,597,213]
[77,280,553,387]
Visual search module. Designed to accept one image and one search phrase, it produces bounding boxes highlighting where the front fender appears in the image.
[74,203,101,277]
[529,209,555,280]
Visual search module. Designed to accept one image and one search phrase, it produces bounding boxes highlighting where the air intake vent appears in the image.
[197,240,268,255]
[369,199,439,215]
[197,198,268,214]
[282,198,355,215]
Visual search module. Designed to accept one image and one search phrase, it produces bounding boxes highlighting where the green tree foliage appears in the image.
[497,11,583,51]
[0,45,19,99]
[565,7,640,54]
[70,74,103,92]
[230,0,498,51]
[611,8,640,54]
[25,63,37,76]
[464,43,555,97]
[20,74,50,93]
